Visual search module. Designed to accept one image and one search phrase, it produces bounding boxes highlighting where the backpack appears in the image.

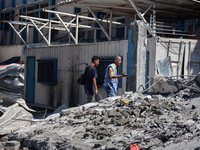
[77,65,89,85]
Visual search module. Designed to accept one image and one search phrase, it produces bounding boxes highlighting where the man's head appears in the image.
[92,56,100,66]
[114,56,122,66]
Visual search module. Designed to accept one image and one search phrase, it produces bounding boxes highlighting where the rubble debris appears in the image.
[1,92,200,150]
[195,73,200,87]
[0,103,33,135]
[0,92,42,113]
[0,140,20,150]
[150,74,200,94]
[120,98,130,105]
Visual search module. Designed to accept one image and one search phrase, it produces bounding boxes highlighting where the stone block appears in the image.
[0,141,20,150]
[60,109,71,116]
[120,98,130,105]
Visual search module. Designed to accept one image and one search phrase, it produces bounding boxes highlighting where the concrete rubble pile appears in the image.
[1,91,200,150]
[151,73,200,94]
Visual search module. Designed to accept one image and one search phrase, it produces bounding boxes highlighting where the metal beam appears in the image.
[142,4,153,17]
[26,24,29,44]
[128,0,178,55]
[39,22,49,30]
[8,23,27,46]
[19,15,98,29]
[18,25,26,34]
[48,20,51,46]
[75,15,79,44]
[43,9,125,25]
[128,0,152,35]
[55,13,76,43]
[109,11,113,39]
[30,19,49,45]
[88,7,111,41]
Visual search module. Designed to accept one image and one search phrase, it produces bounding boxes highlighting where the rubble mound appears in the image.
[2,92,200,150]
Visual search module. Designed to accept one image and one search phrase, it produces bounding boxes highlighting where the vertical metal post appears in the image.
[88,7,111,41]
[94,29,97,43]
[152,4,156,37]
[150,14,152,30]
[188,41,191,76]
[69,34,71,44]
[177,41,183,79]
[48,20,51,46]
[75,15,79,44]
[167,40,171,57]
[26,24,29,44]
[124,26,127,40]
[109,11,113,39]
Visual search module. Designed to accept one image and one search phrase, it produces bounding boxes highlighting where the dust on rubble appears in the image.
[1,92,200,150]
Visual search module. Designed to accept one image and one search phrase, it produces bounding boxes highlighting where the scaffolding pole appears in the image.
[8,23,28,46]
[88,7,111,41]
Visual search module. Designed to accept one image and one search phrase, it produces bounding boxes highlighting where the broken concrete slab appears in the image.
[150,74,200,94]
[0,103,33,135]
[0,140,20,150]
[1,93,200,150]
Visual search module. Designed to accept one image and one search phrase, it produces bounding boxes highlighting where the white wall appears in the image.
[0,45,23,63]
[148,37,200,78]
[25,40,128,107]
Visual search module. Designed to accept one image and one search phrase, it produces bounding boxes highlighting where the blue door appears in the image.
[26,57,35,103]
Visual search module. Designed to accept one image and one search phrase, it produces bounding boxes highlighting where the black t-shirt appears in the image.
[84,66,98,95]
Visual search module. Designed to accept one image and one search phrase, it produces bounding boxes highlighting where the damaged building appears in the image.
[1,0,200,108]
[0,0,200,150]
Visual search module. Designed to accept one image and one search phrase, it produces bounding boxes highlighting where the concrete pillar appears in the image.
[131,20,147,92]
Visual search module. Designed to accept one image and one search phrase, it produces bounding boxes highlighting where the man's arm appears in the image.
[111,72,127,78]
[93,77,98,95]
[109,66,127,79]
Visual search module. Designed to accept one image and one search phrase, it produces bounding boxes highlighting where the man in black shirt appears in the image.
[84,56,99,103]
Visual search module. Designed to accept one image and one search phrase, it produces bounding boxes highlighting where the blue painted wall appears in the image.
[21,0,26,44]
[127,30,134,91]
[176,21,185,31]
[33,3,39,43]
[26,57,35,103]
[0,0,5,31]
[48,0,55,19]
[9,10,14,45]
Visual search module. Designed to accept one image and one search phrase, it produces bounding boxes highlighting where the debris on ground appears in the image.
[150,74,200,94]
[1,91,200,150]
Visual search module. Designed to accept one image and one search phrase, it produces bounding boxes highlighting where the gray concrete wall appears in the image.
[148,37,200,78]
[25,40,128,107]
[131,21,147,92]
[0,45,23,63]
